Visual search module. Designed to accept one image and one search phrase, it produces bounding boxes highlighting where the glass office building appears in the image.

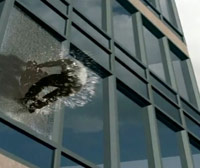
[0,0,199,168]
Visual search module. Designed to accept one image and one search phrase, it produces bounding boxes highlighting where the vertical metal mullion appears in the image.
[177,130,195,168]
[185,59,200,109]
[52,1,73,168]
[132,12,147,64]
[160,37,177,90]
[102,0,115,72]
[103,76,120,168]
[102,1,120,167]
[0,0,15,48]
[143,105,163,168]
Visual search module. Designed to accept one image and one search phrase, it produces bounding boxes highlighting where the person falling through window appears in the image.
[21,58,87,113]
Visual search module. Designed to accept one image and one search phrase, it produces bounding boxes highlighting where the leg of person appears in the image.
[24,74,60,103]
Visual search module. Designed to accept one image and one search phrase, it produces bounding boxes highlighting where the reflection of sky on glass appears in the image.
[171,52,189,101]
[117,90,148,168]
[190,144,200,168]
[113,1,136,56]
[157,120,182,168]
[62,80,103,166]
[185,116,200,139]
[143,26,166,82]
[73,0,102,28]
[0,122,53,167]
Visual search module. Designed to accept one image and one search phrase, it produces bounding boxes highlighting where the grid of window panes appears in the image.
[0,0,199,168]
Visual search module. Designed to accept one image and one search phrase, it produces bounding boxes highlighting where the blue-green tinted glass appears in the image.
[185,115,200,139]
[62,79,104,166]
[117,90,148,168]
[181,100,200,122]
[61,155,84,168]
[113,1,136,56]
[115,45,146,78]
[150,74,177,103]
[72,11,109,48]
[18,0,66,34]
[153,90,181,123]
[143,27,166,81]
[73,0,102,28]
[170,52,189,101]
[159,0,177,27]
[0,122,53,168]
[190,143,200,168]
[116,61,148,98]
[70,26,110,70]
[157,120,182,168]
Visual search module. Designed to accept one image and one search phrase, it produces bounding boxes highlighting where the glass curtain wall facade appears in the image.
[0,0,199,168]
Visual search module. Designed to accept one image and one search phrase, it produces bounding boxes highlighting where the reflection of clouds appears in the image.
[63,82,103,133]
[113,1,136,55]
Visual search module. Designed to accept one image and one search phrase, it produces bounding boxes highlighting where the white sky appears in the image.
[175,0,200,90]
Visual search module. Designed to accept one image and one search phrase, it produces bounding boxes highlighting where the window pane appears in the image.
[116,61,148,98]
[143,27,166,81]
[185,115,200,139]
[113,1,136,56]
[159,0,177,27]
[118,90,148,168]
[62,78,104,166]
[171,52,188,100]
[60,155,84,168]
[157,120,182,168]
[115,45,146,78]
[150,74,177,103]
[0,122,53,168]
[18,0,66,34]
[190,143,200,168]
[0,7,63,139]
[72,11,109,48]
[73,0,102,28]
[70,26,110,70]
[153,90,181,123]
[181,100,200,122]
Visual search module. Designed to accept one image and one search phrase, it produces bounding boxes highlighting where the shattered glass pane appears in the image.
[0,6,100,141]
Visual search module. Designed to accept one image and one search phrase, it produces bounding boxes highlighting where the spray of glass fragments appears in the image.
[0,7,99,138]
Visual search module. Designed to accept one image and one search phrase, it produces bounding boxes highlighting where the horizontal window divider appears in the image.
[155,107,184,131]
[117,79,151,107]
[152,87,180,108]
[41,0,69,20]
[62,148,99,168]
[149,71,177,94]
[184,112,200,127]
[188,131,200,144]
[115,58,147,83]
[180,97,200,115]
[15,1,67,41]
[140,0,161,16]
[73,8,111,41]
[72,22,112,54]
[70,43,112,78]
[162,16,183,38]
[114,41,146,69]
[0,111,58,150]
[0,148,39,168]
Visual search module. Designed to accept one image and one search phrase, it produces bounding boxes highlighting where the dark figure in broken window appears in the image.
[21,58,87,113]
